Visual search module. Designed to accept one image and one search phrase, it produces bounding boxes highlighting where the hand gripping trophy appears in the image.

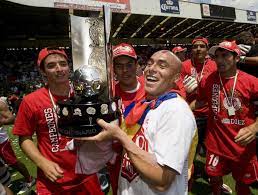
[57,6,121,137]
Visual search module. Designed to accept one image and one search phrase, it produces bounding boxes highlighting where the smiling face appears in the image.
[41,54,70,85]
[144,50,181,99]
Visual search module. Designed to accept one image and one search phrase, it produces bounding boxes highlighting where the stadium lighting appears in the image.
[186,21,215,38]
[159,18,188,38]
[144,16,171,38]
[131,15,154,38]
[112,13,131,38]
[173,20,202,38]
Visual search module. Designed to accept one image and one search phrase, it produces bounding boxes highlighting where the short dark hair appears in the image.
[235,31,254,45]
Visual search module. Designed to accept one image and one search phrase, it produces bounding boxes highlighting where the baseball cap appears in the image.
[209,41,241,56]
[172,46,187,53]
[113,43,137,60]
[37,47,68,68]
[192,37,209,46]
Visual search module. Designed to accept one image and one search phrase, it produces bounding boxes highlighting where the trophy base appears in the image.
[57,98,121,137]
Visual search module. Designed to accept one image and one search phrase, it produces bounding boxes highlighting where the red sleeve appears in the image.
[196,74,208,103]
[249,75,258,101]
[175,79,186,99]
[178,60,191,99]
[12,98,36,136]
[180,61,189,79]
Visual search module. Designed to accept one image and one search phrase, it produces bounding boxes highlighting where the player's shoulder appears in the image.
[23,87,47,102]
[182,59,191,66]
[238,70,257,80]
[206,58,216,64]
[204,70,218,82]
[159,95,192,114]
[205,58,217,71]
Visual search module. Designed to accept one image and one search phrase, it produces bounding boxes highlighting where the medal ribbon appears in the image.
[218,71,238,109]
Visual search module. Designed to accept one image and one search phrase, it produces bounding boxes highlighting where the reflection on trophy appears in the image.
[57,7,121,137]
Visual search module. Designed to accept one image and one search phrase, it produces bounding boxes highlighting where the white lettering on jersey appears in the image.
[121,127,149,182]
[44,108,59,152]
[212,84,220,120]
[221,118,245,126]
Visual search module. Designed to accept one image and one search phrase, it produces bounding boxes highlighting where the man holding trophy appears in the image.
[12,47,104,194]
[12,5,121,194]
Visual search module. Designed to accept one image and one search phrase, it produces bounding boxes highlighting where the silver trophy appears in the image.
[57,6,121,137]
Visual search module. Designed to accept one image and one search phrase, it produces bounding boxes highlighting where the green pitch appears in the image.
[6,126,258,195]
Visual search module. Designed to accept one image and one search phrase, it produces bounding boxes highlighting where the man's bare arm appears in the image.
[19,136,64,182]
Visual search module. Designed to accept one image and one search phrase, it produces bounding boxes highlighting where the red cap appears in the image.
[209,41,241,56]
[172,46,187,53]
[113,43,137,60]
[192,37,209,46]
[37,48,68,68]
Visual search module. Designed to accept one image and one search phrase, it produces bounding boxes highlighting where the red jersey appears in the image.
[180,58,217,117]
[198,70,258,161]
[115,76,146,112]
[12,87,99,193]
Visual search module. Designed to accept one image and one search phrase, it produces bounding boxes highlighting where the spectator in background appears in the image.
[0,97,35,194]
[235,31,258,77]
[251,27,258,45]
[136,57,146,76]
[172,46,187,62]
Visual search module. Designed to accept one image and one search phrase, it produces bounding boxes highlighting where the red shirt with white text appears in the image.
[198,71,258,161]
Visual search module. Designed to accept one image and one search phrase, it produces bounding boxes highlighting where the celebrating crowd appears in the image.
[0,29,257,195]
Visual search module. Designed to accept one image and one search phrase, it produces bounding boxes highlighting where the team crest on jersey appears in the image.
[121,127,149,182]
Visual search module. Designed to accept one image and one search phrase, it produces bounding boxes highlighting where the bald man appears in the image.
[79,50,196,195]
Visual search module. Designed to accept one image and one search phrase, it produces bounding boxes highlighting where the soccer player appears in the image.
[79,50,196,195]
[108,43,146,195]
[113,43,145,111]
[12,48,103,194]
[193,41,258,195]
